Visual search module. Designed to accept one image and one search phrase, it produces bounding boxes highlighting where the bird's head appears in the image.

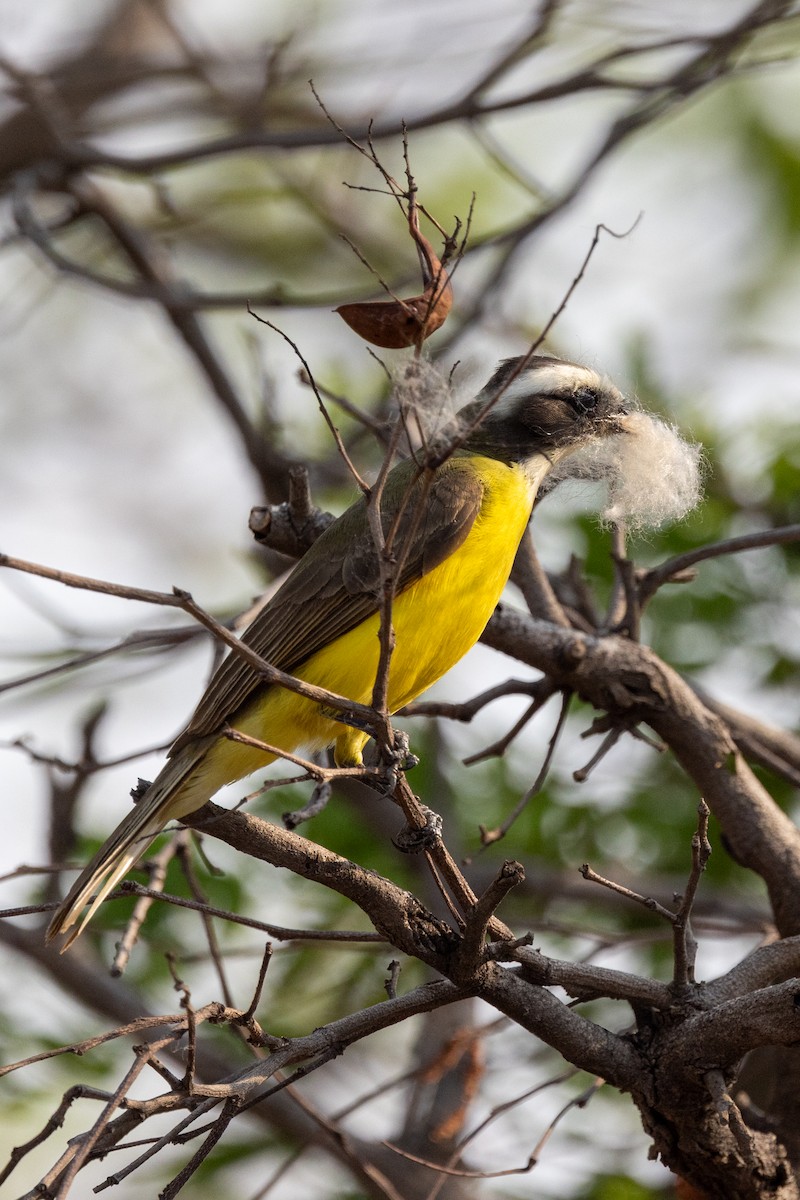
[456,355,627,469]
[451,355,701,529]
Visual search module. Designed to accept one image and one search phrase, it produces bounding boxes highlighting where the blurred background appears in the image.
[2,1,800,1197]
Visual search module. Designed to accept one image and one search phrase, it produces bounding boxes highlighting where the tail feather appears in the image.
[47,746,208,949]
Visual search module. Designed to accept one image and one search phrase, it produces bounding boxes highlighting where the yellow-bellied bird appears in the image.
[49,356,627,946]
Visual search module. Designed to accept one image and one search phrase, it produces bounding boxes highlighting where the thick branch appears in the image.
[660,979,800,1073]
[182,803,460,966]
[481,606,800,935]
[476,964,641,1091]
[704,936,800,1005]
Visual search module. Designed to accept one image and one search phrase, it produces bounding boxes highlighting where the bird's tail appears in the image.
[47,744,209,950]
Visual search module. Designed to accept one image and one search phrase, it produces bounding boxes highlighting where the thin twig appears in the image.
[421,1066,578,1200]
[387,1076,603,1182]
[179,838,236,1008]
[580,864,677,923]
[222,725,381,782]
[572,726,624,783]
[403,678,547,721]
[672,800,712,988]
[246,311,370,494]
[463,685,558,766]
[240,943,273,1024]
[0,623,203,698]
[0,1016,184,1080]
[0,552,382,729]
[297,368,387,437]
[159,1098,241,1199]
[478,690,572,848]
[112,834,185,976]
[0,890,387,943]
[639,523,800,605]
[52,1051,150,1195]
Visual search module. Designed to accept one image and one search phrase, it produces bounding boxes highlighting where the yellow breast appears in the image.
[188,456,537,794]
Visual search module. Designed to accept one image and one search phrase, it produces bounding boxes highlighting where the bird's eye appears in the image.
[570,387,599,415]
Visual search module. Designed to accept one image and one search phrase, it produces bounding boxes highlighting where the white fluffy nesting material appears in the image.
[560,409,703,531]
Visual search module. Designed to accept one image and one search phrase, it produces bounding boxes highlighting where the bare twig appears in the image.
[580,863,677,923]
[463,683,558,766]
[477,690,572,847]
[0,552,383,731]
[639,523,800,605]
[572,726,624,783]
[580,799,712,989]
[387,1075,602,1183]
[672,800,712,988]
[112,834,185,976]
[607,524,642,640]
[240,942,274,1025]
[246,311,370,494]
[178,838,237,1008]
[0,622,203,700]
[0,1015,184,1081]
[52,1050,150,1195]
[0,887,388,942]
[297,368,388,438]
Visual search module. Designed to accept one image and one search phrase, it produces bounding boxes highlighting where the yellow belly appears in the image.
[184,456,535,800]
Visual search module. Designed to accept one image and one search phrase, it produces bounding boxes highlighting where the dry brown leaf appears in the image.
[336,234,453,348]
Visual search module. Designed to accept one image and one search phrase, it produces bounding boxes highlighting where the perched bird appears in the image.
[48,355,628,946]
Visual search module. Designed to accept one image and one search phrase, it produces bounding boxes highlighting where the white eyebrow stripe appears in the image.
[495,364,604,410]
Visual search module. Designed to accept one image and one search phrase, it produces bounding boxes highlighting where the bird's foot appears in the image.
[283,779,333,830]
[378,729,419,791]
[393,805,443,854]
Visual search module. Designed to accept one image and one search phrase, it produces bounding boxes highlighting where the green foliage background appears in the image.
[3,2,800,1197]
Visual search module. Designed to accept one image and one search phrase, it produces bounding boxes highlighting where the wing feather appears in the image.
[171,457,484,750]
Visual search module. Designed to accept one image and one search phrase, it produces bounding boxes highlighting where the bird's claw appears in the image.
[393,805,443,854]
[377,730,419,792]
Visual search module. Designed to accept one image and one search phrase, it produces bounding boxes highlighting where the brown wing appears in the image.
[171,456,485,750]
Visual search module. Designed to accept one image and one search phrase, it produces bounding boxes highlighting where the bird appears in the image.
[48,355,627,947]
